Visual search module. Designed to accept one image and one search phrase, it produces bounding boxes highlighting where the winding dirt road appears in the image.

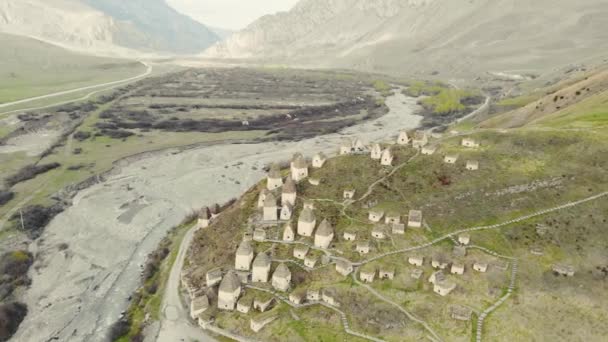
[0,62,152,116]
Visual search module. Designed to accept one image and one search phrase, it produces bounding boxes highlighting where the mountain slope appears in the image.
[0,0,219,56]
[204,0,608,77]
[479,67,608,129]
[0,33,145,103]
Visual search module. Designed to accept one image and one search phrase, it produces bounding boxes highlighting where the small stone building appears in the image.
[450,305,472,321]
[267,164,283,190]
[371,144,382,160]
[314,219,334,249]
[421,145,437,155]
[289,290,306,305]
[322,288,338,306]
[218,272,241,311]
[360,267,376,283]
[397,131,410,145]
[250,312,277,333]
[307,288,320,301]
[466,160,479,171]
[282,177,297,206]
[434,281,457,296]
[431,256,449,270]
[462,138,480,148]
[412,131,429,148]
[428,271,445,284]
[458,234,471,245]
[293,245,310,260]
[263,193,279,221]
[308,177,321,186]
[235,240,254,271]
[552,264,575,277]
[340,139,353,155]
[291,154,309,182]
[283,223,295,242]
[336,260,353,276]
[190,295,209,319]
[197,207,211,229]
[371,225,386,239]
[408,255,424,267]
[357,241,371,254]
[237,297,252,314]
[385,213,400,225]
[381,148,394,166]
[253,297,274,312]
[343,189,356,200]
[453,245,467,257]
[343,231,357,241]
[312,152,327,168]
[252,253,272,283]
[297,208,316,237]
[473,262,488,273]
[444,155,459,164]
[206,268,223,287]
[258,189,269,208]
[350,139,363,152]
[451,263,465,275]
[272,263,291,292]
[392,223,405,235]
[369,210,384,223]
[280,203,293,221]
[304,255,318,268]
[379,267,395,280]
[253,228,266,242]
[411,269,424,279]
[408,210,423,228]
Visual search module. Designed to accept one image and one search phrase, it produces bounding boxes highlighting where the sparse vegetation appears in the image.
[9,204,64,239]
[0,250,34,301]
[0,191,14,206]
[4,162,61,188]
[0,302,28,342]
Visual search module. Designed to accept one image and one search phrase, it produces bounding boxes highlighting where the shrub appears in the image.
[5,163,61,187]
[108,319,130,341]
[10,204,64,239]
[0,302,28,341]
[73,131,91,141]
[0,191,14,206]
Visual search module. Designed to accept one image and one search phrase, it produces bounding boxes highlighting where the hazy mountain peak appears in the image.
[0,0,220,56]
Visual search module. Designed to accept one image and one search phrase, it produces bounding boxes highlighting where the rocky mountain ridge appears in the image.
[203,0,608,78]
[0,0,219,56]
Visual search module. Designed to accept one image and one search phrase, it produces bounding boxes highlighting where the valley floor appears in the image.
[10,90,423,341]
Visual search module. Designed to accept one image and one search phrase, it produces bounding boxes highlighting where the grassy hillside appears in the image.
[480,68,608,129]
[0,33,146,103]
[185,124,607,341]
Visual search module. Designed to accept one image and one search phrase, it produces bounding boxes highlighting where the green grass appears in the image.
[405,80,446,97]
[495,94,539,108]
[0,33,146,103]
[422,89,475,114]
[372,80,393,97]
[535,90,608,128]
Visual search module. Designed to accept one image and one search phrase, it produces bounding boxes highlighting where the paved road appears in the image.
[0,62,152,115]
[155,225,215,342]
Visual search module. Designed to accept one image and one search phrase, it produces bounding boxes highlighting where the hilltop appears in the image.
[180,120,608,341]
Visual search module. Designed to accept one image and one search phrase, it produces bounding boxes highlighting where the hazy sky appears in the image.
[167,0,300,30]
